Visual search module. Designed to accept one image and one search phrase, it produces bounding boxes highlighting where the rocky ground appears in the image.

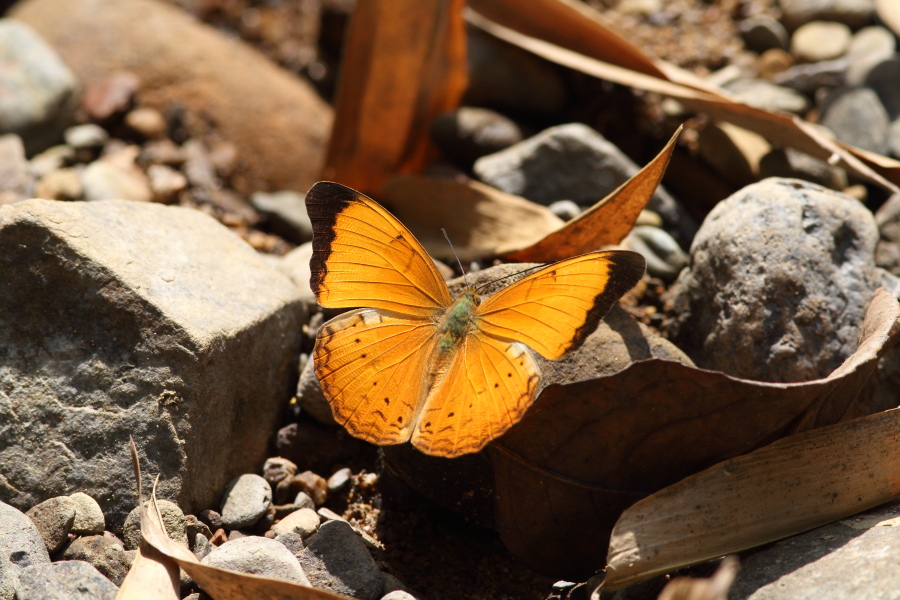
[3,0,900,599]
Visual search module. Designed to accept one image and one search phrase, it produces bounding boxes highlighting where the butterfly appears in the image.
[307,181,646,458]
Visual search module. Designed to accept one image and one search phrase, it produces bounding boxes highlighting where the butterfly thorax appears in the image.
[436,291,480,354]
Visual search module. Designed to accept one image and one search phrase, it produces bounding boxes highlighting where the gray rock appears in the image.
[193,532,211,560]
[820,87,890,155]
[624,225,687,283]
[724,79,811,115]
[845,25,896,86]
[59,532,131,586]
[473,123,694,244]
[69,492,105,535]
[271,507,320,540]
[14,560,118,600]
[381,572,412,597]
[790,21,851,63]
[0,20,79,154]
[298,519,383,600]
[327,467,351,493]
[0,134,32,205]
[296,355,338,425]
[64,124,109,150]
[864,57,900,119]
[274,531,305,554]
[430,107,524,167]
[875,192,900,274]
[772,59,848,95]
[25,496,76,554]
[758,147,848,190]
[0,501,49,600]
[80,160,152,202]
[262,457,298,488]
[220,474,272,530]
[778,0,875,30]
[739,16,788,53]
[28,144,75,178]
[278,243,313,303]
[0,199,306,532]
[465,27,566,117]
[293,491,315,511]
[667,178,880,383]
[201,536,310,585]
[250,190,312,244]
[730,500,900,599]
[122,499,187,550]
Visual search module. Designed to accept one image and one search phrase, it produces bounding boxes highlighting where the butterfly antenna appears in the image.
[442,228,471,289]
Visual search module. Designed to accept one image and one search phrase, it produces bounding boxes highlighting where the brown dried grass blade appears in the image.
[603,408,900,591]
[322,0,467,195]
[501,125,681,262]
[127,440,347,600]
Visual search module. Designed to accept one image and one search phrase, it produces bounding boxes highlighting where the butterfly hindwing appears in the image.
[314,308,439,445]
[475,251,646,359]
[306,182,452,316]
[411,335,539,457]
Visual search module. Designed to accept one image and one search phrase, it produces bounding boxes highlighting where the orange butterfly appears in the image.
[307,182,645,457]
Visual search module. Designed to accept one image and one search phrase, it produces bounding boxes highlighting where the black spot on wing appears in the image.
[305,181,359,298]
[567,251,646,353]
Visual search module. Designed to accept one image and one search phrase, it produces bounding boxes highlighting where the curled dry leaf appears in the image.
[322,0,468,194]
[604,407,900,591]
[466,0,900,192]
[124,440,347,600]
[488,289,900,578]
[648,556,739,600]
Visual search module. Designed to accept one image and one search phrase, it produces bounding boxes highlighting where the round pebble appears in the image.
[201,536,310,585]
[60,532,131,586]
[291,471,328,505]
[69,492,105,535]
[547,199,581,221]
[219,473,272,530]
[35,167,82,200]
[327,467,351,493]
[740,15,788,53]
[274,531,305,554]
[25,496,76,554]
[146,163,187,202]
[790,21,852,63]
[271,507,320,540]
[293,491,315,511]
[263,457,298,487]
[122,500,188,550]
[64,124,109,149]
[124,107,168,139]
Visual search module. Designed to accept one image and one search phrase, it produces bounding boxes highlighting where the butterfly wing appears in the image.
[476,251,646,359]
[306,181,452,316]
[411,335,539,457]
[314,308,439,445]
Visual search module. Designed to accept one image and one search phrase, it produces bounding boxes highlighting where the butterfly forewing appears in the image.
[475,251,646,359]
[314,308,439,445]
[412,335,539,457]
[306,182,452,316]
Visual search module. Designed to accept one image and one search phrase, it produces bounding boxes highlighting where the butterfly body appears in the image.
[307,181,646,457]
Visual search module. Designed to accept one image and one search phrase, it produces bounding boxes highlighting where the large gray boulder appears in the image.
[0,199,306,531]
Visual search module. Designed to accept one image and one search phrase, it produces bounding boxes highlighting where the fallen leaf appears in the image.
[489,289,899,578]
[501,125,681,262]
[126,440,347,600]
[603,406,900,591]
[379,175,563,262]
[115,536,180,600]
[322,0,467,194]
[465,2,900,193]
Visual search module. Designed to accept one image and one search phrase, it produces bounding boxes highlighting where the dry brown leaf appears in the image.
[322,0,467,194]
[465,3,900,193]
[379,175,563,262]
[115,539,180,600]
[603,406,900,591]
[488,289,899,578]
[647,556,739,600]
[127,441,348,600]
[501,125,681,262]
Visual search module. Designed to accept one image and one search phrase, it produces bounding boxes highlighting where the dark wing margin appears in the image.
[306,181,353,298]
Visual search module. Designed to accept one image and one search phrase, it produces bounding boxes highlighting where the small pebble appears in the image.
[14,560,118,600]
[69,492,105,535]
[122,500,188,550]
[125,107,168,139]
[328,467,352,493]
[82,71,140,122]
[382,592,418,600]
[274,531,305,554]
[291,471,328,505]
[25,496,76,554]
[81,160,152,202]
[298,520,384,600]
[821,87,890,155]
[293,491,316,510]
[250,190,313,244]
[60,531,131,586]
[625,226,688,282]
[219,473,272,530]
[740,15,788,53]
[64,124,109,150]
[202,536,311,585]
[0,134,32,205]
[790,21,852,63]
[271,507,320,540]
[29,144,75,178]
[193,532,212,560]
[756,48,794,79]
[263,456,298,488]
[35,167,82,200]
[147,163,187,202]
[864,58,900,119]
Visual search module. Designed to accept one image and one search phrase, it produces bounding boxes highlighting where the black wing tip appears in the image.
[306,182,365,296]
[565,250,647,353]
